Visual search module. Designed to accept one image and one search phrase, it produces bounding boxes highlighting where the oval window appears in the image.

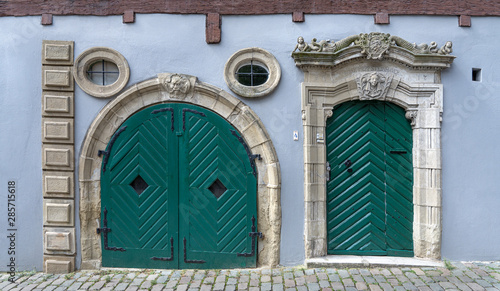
[73,47,130,98]
[235,62,269,86]
[86,60,120,86]
[224,48,281,98]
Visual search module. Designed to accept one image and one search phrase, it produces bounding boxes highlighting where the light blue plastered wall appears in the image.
[0,13,499,271]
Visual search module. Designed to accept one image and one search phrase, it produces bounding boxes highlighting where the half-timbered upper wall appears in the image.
[1,0,499,16]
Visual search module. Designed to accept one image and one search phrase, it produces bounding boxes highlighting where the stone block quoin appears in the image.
[42,40,76,273]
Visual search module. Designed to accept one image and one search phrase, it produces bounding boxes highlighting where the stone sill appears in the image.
[305,255,444,268]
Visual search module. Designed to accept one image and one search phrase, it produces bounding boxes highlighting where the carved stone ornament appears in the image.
[325,109,333,119]
[355,32,392,60]
[292,36,336,54]
[405,110,418,127]
[163,74,191,99]
[356,72,393,100]
[291,32,453,59]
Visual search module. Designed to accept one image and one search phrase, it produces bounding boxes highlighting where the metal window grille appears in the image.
[235,61,269,86]
[86,60,120,86]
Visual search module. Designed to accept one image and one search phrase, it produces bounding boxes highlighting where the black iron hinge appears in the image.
[237,215,263,257]
[151,237,174,261]
[182,108,206,131]
[151,107,174,131]
[98,126,127,172]
[183,237,205,264]
[96,207,126,252]
[230,130,262,177]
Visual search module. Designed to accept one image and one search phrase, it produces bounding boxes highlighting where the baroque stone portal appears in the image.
[292,33,455,261]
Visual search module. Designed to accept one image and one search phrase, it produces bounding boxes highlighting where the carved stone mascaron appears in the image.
[356,72,393,100]
[162,73,192,99]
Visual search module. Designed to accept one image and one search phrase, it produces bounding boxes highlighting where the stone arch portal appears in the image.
[79,73,281,269]
[292,33,455,260]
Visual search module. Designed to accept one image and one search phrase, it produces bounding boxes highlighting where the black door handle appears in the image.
[344,160,353,172]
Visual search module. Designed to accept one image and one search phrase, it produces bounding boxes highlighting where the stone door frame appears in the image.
[293,34,455,260]
[302,80,443,259]
[79,73,281,269]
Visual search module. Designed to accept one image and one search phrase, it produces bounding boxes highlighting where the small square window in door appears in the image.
[130,175,149,195]
[208,178,227,198]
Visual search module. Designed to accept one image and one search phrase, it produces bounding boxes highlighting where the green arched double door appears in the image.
[326,101,414,256]
[99,103,257,269]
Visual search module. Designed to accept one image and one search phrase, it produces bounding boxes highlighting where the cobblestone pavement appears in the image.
[1,261,500,291]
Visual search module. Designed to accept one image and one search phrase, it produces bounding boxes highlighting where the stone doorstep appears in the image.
[98,267,275,273]
[305,255,444,268]
[100,267,150,273]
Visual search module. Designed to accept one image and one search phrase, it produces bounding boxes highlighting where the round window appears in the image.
[235,62,269,87]
[73,47,130,98]
[86,60,119,86]
[224,48,281,98]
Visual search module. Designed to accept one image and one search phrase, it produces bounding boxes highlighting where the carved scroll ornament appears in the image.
[292,32,453,59]
[405,110,418,127]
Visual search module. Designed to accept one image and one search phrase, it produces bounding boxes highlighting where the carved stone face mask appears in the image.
[369,74,379,86]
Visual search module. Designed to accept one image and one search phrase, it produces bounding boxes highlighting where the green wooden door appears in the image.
[100,103,257,269]
[326,101,413,256]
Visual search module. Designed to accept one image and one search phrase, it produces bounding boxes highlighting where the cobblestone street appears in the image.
[1,261,500,291]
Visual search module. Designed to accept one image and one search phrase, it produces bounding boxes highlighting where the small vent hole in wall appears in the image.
[472,68,482,82]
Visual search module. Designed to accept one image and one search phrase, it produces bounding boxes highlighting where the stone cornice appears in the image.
[292,33,455,71]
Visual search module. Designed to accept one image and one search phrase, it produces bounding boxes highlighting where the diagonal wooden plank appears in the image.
[337,223,387,251]
[330,214,386,251]
[330,122,386,156]
[328,101,414,255]
[217,191,247,229]
[329,199,386,235]
[108,130,142,170]
[188,122,217,158]
[222,226,247,253]
[109,145,141,183]
[218,218,247,253]
[328,180,385,221]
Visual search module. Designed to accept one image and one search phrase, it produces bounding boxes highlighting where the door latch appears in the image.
[237,216,263,257]
[97,207,126,252]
